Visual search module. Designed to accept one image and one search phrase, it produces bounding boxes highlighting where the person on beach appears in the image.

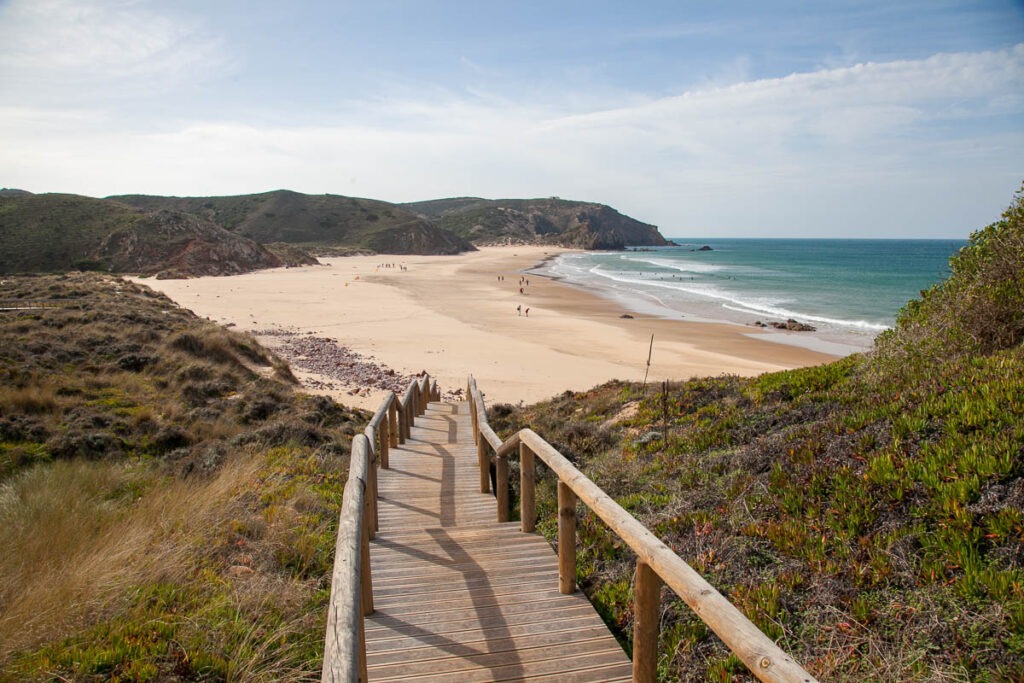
[516,305,521,316]
[525,308,530,317]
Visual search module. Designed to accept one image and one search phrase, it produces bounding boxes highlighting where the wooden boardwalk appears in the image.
[365,400,632,682]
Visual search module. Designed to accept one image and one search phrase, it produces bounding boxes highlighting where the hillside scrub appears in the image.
[488,187,1024,681]
[0,273,365,681]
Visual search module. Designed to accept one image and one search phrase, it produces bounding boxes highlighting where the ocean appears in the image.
[538,238,968,355]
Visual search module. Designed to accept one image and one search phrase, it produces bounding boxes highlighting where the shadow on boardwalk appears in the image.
[364,402,631,683]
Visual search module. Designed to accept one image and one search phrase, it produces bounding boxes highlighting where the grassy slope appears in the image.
[0,194,142,273]
[111,190,474,254]
[0,273,366,681]
[489,187,1024,681]
[0,194,289,276]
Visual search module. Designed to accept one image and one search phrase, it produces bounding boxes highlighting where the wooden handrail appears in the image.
[322,374,439,683]
[322,435,370,683]
[467,375,818,683]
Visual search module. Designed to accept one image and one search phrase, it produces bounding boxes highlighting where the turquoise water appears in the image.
[541,239,968,353]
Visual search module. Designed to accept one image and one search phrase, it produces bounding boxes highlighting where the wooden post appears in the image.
[520,443,536,533]
[393,403,405,446]
[379,418,390,470]
[470,391,479,445]
[388,399,399,448]
[633,560,662,683]
[478,435,490,494]
[496,456,509,522]
[361,506,374,617]
[558,481,577,594]
[404,395,413,438]
[357,609,368,683]
[360,428,376,540]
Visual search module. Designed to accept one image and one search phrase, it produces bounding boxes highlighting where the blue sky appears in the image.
[1,0,1022,237]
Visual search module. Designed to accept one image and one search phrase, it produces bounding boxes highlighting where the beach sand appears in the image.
[135,246,842,410]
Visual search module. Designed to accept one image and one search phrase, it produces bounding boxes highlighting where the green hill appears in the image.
[488,185,1024,680]
[0,193,288,277]
[1,193,143,273]
[402,196,672,249]
[111,190,475,255]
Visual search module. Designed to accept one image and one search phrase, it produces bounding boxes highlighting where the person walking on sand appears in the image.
[525,307,530,317]
[516,305,521,316]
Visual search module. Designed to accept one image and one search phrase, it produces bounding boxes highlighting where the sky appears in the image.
[1,0,1022,238]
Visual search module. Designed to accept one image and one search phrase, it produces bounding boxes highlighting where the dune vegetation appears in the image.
[0,274,366,681]
[488,186,1024,681]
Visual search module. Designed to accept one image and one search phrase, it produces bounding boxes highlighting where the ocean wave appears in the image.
[589,264,727,297]
[586,264,891,332]
[619,254,727,274]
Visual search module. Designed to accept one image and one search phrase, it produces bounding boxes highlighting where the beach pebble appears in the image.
[255,329,462,399]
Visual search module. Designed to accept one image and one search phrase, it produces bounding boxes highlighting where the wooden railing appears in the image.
[466,375,818,683]
[0,298,80,310]
[321,374,440,683]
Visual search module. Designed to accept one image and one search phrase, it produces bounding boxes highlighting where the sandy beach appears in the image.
[135,246,842,410]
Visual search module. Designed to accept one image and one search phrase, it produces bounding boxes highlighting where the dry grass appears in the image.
[0,454,260,659]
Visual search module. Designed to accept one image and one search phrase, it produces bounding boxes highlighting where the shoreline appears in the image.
[534,250,878,357]
[134,246,843,410]
[531,257,871,358]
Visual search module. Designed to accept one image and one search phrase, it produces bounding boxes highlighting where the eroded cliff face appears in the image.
[403,197,671,249]
[97,210,286,278]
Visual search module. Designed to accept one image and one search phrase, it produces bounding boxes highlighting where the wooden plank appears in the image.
[367,650,629,683]
[365,601,600,633]
[371,531,541,551]
[371,543,556,568]
[369,564,559,593]
[370,557,559,581]
[372,585,562,613]
[366,624,616,665]
[369,592,588,626]
[372,574,557,604]
[370,570,559,600]
[365,614,608,654]
[368,639,624,679]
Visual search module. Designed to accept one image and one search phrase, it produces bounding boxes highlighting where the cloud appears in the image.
[1,43,1020,236]
[0,0,233,102]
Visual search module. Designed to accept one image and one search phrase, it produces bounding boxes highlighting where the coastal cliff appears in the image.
[403,196,672,249]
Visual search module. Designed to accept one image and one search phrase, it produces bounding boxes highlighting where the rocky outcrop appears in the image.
[97,210,283,277]
[754,319,817,332]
